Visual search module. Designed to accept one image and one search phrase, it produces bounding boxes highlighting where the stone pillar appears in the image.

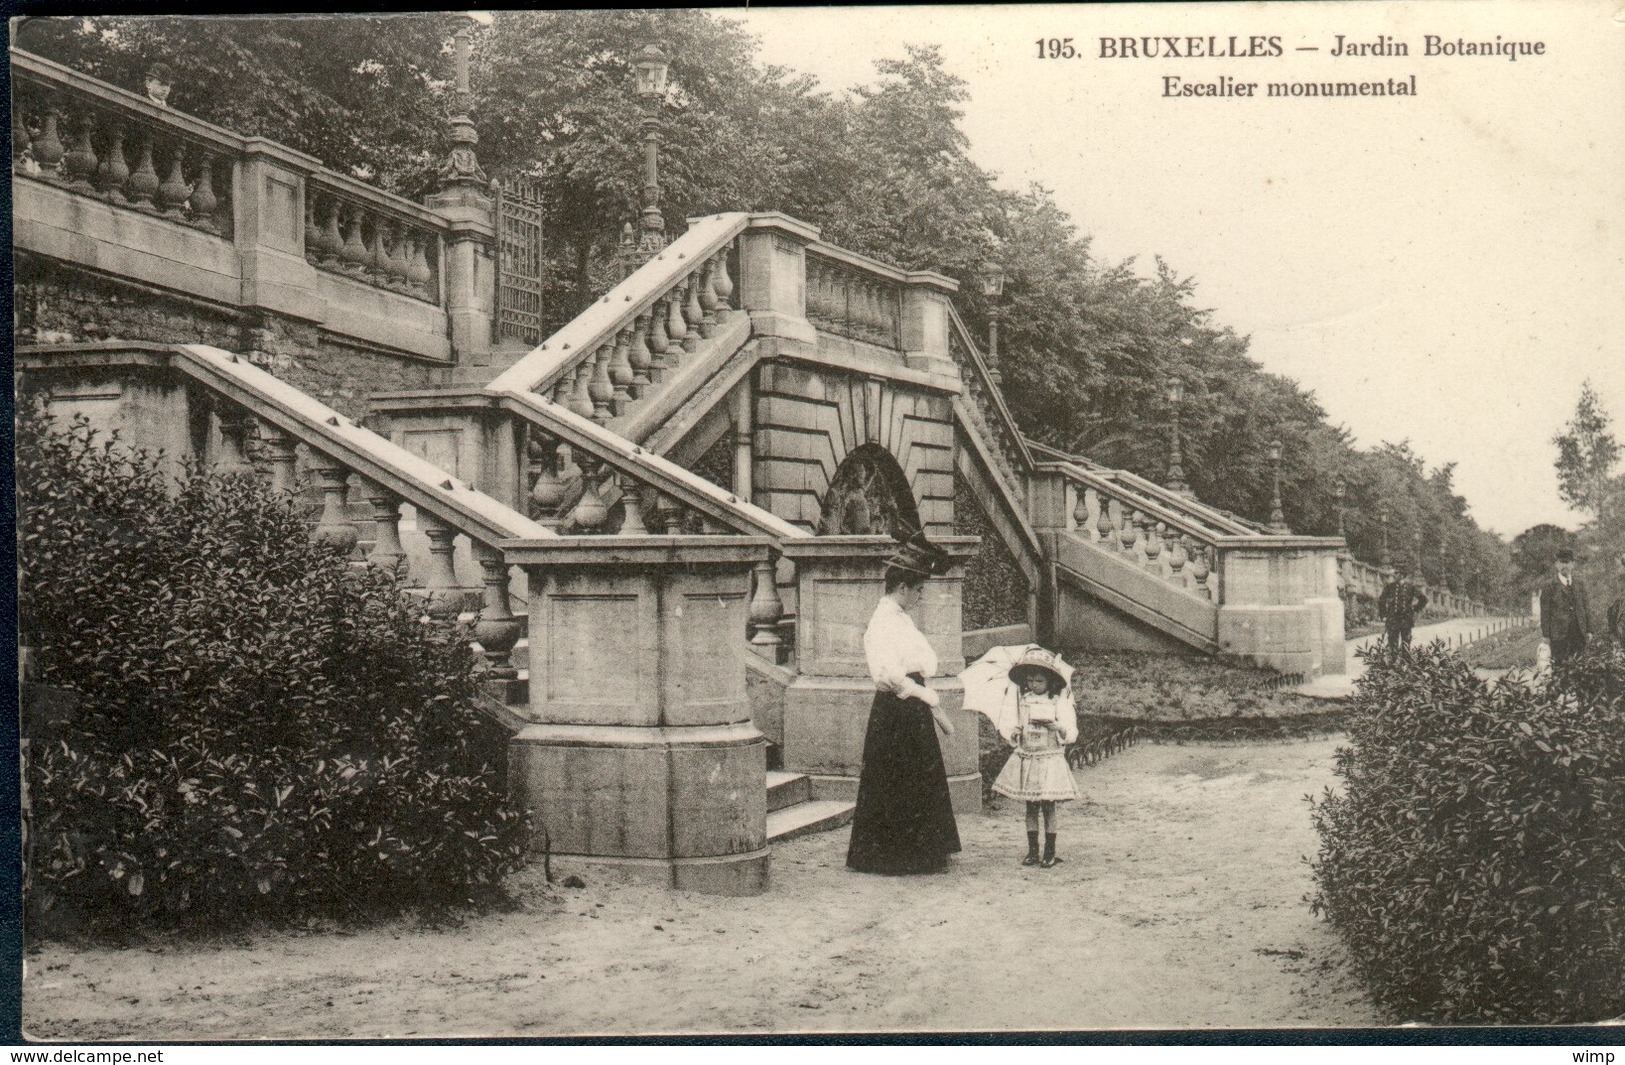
[236,142,324,321]
[506,536,774,896]
[423,196,496,362]
[736,213,820,355]
[1215,538,1347,675]
[899,271,961,378]
[778,535,982,812]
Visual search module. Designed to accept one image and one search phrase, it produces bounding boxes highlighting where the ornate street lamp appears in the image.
[436,13,489,195]
[1266,438,1289,533]
[1333,473,1348,541]
[979,262,1006,384]
[1165,376,1190,496]
[1379,507,1390,569]
[621,41,671,273]
[1413,528,1424,581]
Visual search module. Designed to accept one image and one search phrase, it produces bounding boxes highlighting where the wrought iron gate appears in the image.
[493,177,544,346]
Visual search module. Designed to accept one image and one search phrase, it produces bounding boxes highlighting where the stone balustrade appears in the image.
[16,340,550,690]
[12,50,472,365]
[805,249,903,349]
[488,214,746,428]
[303,180,441,303]
[946,306,1033,509]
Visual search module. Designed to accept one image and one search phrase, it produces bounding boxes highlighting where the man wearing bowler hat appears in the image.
[1540,548,1592,666]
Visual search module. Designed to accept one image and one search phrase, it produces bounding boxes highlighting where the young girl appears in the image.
[990,647,1080,867]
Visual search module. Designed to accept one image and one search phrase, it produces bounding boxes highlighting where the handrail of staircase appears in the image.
[945,306,1035,476]
[1025,439,1264,537]
[494,387,808,544]
[486,213,753,405]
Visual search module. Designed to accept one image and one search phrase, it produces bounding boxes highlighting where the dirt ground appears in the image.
[21,736,1383,1040]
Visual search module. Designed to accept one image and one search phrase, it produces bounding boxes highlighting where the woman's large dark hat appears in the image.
[884,526,953,581]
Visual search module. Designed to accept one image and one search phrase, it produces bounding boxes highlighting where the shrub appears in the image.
[1308,640,1625,1023]
[19,408,528,928]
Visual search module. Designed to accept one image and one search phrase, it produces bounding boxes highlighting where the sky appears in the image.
[731,0,1625,539]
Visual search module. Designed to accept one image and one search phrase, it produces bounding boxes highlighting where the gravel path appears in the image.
[22,737,1382,1039]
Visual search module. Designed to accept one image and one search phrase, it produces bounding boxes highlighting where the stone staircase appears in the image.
[765,770,854,843]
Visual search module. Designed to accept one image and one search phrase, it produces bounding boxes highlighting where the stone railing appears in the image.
[303,177,442,303]
[16,340,550,687]
[1340,555,1386,603]
[946,306,1033,508]
[487,213,746,427]
[12,50,468,362]
[805,248,903,349]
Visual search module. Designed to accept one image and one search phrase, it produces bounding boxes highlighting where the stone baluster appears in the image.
[188,153,218,232]
[587,344,614,425]
[1070,484,1087,533]
[307,457,361,558]
[697,257,719,337]
[548,377,571,408]
[567,460,610,531]
[472,543,522,679]
[682,271,704,352]
[712,248,734,309]
[255,425,298,495]
[384,224,412,291]
[748,558,785,650]
[95,126,130,203]
[32,111,65,176]
[416,513,466,621]
[568,359,596,421]
[646,296,671,380]
[1189,542,1212,600]
[1168,534,1189,588]
[654,493,685,534]
[407,236,434,298]
[805,259,825,319]
[608,325,635,411]
[1096,494,1116,544]
[211,407,255,478]
[617,474,648,535]
[157,143,191,217]
[125,131,160,210]
[13,111,33,174]
[665,286,688,365]
[315,195,344,266]
[60,112,98,192]
[526,437,570,521]
[1144,521,1164,575]
[339,205,370,274]
[627,311,653,393]
[364,486,408,577]
[1119,507,1140,558]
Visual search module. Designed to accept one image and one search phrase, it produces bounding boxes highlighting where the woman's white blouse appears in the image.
[863,595,939,703]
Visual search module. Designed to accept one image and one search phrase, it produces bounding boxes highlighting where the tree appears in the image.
[1554,381,1621,527]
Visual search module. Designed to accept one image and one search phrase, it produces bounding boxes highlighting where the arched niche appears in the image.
[816,443,922,536]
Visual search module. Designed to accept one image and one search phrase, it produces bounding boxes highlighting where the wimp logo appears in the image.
[1573,1054,1616,1064]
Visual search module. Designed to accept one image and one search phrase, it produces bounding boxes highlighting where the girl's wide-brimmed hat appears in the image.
[884,526,953,581]
[1008,647,1066,690]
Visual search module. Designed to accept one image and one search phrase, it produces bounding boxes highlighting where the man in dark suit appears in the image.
[1540,548,1592,665]
[1378,568,1429,648]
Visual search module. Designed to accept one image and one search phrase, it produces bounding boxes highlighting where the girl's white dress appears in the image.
[990,688,1081,802]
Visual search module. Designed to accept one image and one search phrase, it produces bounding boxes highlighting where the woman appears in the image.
[846,534,962,875]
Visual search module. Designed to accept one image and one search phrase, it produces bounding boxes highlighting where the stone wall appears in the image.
[953,472,1031,630]
[15,255,450,421]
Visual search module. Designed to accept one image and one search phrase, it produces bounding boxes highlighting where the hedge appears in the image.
[1308,640,1625,1023]
[19,407,528,928]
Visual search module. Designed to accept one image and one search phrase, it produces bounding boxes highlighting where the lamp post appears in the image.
[1266,438,1289,533]
[1413,528,1424,583]
[436,13,489,195]
[620,41,671,273]
[1379,507,1390,569]
[1165,376,1191,496]
[979,262,1006,384]
[1333,473,1348,541]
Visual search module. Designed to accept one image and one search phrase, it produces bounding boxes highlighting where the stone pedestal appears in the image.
[779,536,982,812]
[505,536,773,895]
[1215,542,1346,674]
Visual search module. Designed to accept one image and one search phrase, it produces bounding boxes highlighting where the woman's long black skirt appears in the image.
[845,681,961,875]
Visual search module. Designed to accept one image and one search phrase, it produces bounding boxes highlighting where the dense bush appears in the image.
[20,409,528,928]
[1308,641,1625,1023]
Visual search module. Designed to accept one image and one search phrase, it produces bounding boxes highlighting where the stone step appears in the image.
[765,770,812,813]
[766,799,854,843]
